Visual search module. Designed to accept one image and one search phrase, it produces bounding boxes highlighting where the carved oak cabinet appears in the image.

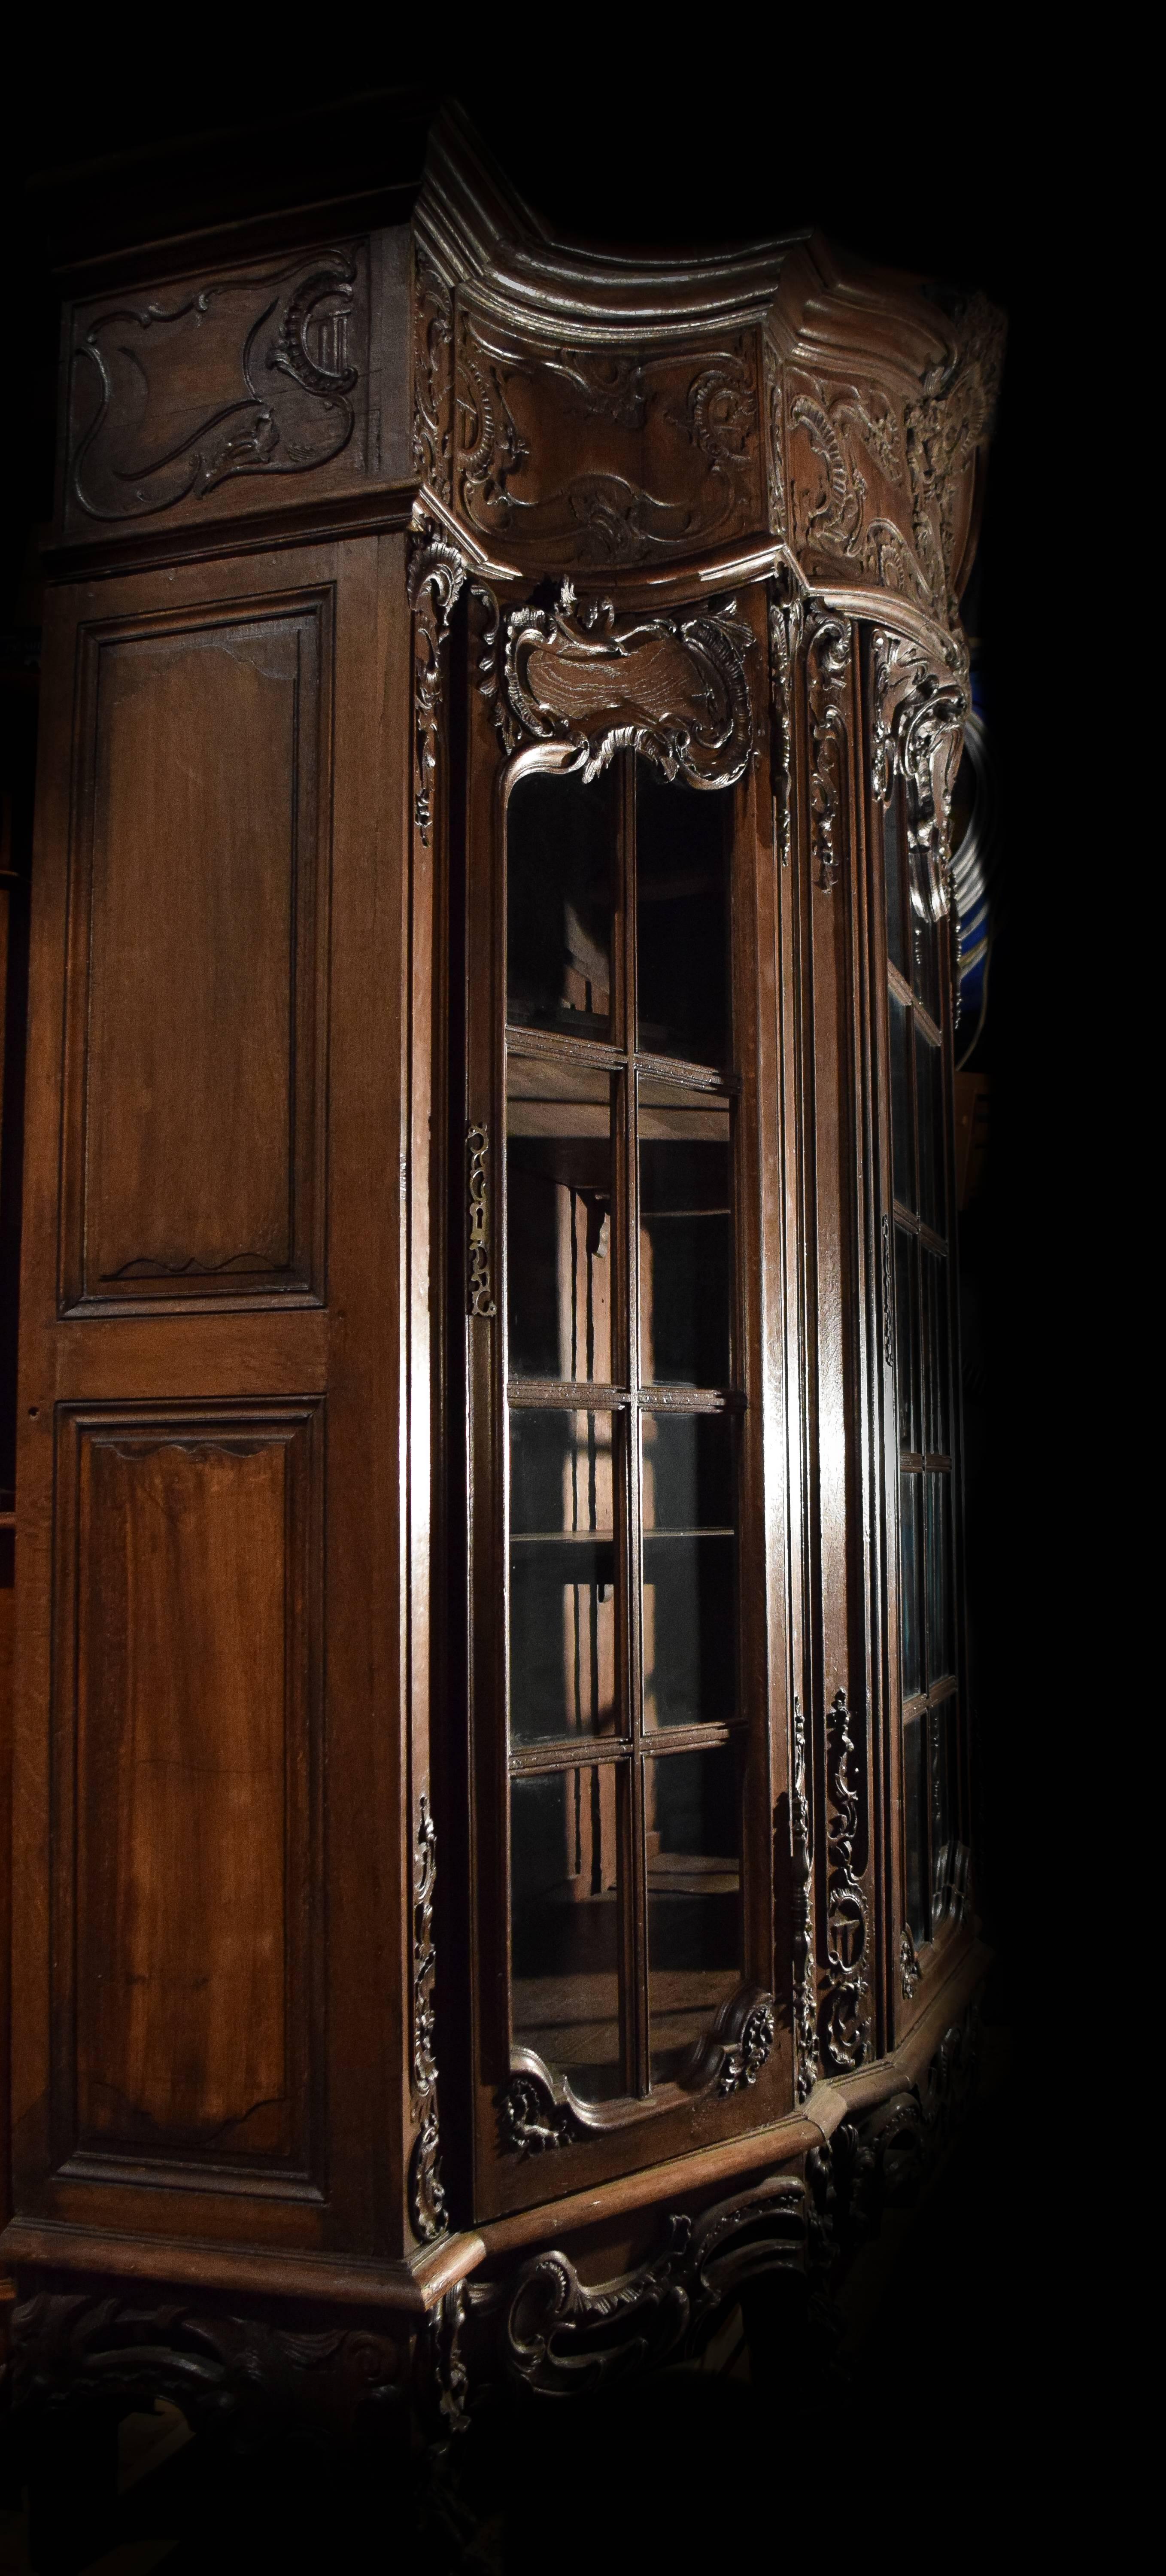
[1,109,1003,2452]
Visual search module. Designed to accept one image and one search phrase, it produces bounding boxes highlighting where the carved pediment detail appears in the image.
[477,578,753,786]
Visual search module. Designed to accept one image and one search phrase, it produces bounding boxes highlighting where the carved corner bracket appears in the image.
[476,578,754,788]
[805,611,852,890]
[408,511,468,845]
[872,626,969,925]
[408,1791,448,2244]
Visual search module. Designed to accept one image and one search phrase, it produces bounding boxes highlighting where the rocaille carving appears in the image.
[412,250,455,504]
[899,1925,921,2001]
[904,293,1004,627]
[806,611,852,891]
[478,578,753,788]
[70,249,361,522]
[466,1123,496,1320]
[872,627,968,924]
[789,379,903,561]
[762,334,787,540]
[9,2295,402,2441]
[768,581,803,869]
[501,2174,811,2396]
[823,1689,872,2073]
[408,513,468,845]
[497,2068,584,2159]
[451,316,760,567]
[408,1792,448,2244]
[790,1694,819,2103]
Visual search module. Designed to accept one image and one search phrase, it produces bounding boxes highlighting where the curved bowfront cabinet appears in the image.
[1,105,1002,2448]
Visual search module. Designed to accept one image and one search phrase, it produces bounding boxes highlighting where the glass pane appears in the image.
[641,1414,736,1729]
[511,1767,623,2102]
[883,781,908,977]
[889,991,914,1211]
[921,1247,950,1457]
[912,908,941,1025]
[925,1471,954,1682]
[646,1745,742,2085]
[915,1029,945,1238]
[507,765,616,1040]
[635,762,730,1066]
[506,1054,613,1382]
[894,1224,919,1455]
[903,1710,928,1944]
[899,1471,923,1699]
[639,1077,731,1387]
[509,1411,618,1746]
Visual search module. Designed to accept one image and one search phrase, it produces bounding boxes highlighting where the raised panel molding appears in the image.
[50,1402,324,2194]
[59,592,332,1311]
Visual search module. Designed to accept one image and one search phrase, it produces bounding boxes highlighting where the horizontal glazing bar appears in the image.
[509,1718,740,1775]
[507,1382,744,1411]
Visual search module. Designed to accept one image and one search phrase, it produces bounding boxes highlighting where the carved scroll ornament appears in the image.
[806,611,852,891]
[768,583,803,870]
[872,627,969,924]
[823,1689,871,2073]
[478,578,753,788]
[408,1793,448,2243]
[790,1695,819,2103]
[408,514,468,845]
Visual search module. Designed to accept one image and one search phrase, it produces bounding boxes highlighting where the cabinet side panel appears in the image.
[65,602,328,1306]
[60,1405,320,2181]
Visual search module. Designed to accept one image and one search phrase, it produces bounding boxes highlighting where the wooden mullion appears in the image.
[621,755,651,2098]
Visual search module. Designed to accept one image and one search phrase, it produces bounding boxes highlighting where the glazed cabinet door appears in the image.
[457,582,793,2220]
[10,535,418,2261]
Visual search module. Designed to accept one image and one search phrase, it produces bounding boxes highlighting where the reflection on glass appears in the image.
[921,1248,950,1457]
[894,1225,919,1455]
[915,1031,944,1237]
[507,766,616,1040]
[635,764,729,1065]
[900,1472,923,1699]
[511,1769,623,2101]
[646,1746,741,2084]
[884,785,908,978]
[903,1711,927,1943]
[639,1077,731,1386]
[642,1414,736,1729]
[925,1472,953,1681]
[506,1054,613,1381]
[509,1412,617,1745]
[890,992,914,1211]
[912,907,942,1025]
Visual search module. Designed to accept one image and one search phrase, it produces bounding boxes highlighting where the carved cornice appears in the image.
[407,509,468,845]
[806,611,852,891]
[823,1689,871,2074]
[408,1793,448,2245]
[477,578,754,787]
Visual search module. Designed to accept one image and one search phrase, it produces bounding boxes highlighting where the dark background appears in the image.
[0,64,1083,2553]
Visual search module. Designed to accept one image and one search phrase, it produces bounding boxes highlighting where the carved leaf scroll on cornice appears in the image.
[872,626,969,923]
[408,509,468,844]
[477,578,754,788]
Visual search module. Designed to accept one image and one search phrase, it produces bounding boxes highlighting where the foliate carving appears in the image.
[481,579,753,789]
[806,613,852,891]
[408,514,468,845]
[10,2295,402,2444]
[882,1212,895,1369]
[768,582,803,869]
[789,380,903,560]
[408,1793,447,2245]
[70,250,361,523]
[451,316,760,568]
[872,627,969,924]
[790,1695,818,2103]
[718,1998,776,2095]
[904,294,1004,627]
[899,1926,921,2001]
[466,1124,496,1320]
[413,251,455,503]
[823,1689,871,2073]
[762,334,787,540]
[497,2068,584,2158]
[501,2175,810,2396]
